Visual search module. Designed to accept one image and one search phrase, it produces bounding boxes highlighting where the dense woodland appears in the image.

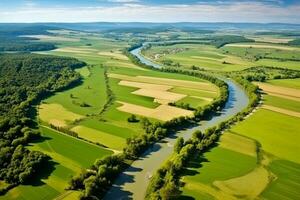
[0,53,85,193]
[0,25,57,51]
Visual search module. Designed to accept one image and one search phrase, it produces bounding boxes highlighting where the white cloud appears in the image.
[0,2,299,23]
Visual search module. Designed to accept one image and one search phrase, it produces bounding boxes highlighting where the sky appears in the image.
[0,0,300,23]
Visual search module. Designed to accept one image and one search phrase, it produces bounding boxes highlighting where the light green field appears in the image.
[264,95,300,112]
[267,78,300,89]
[45,65,107,116]
[0,127,112,200]
[144,42,300,71]
[144,44,253,71]
[262,160,300,200]
[232,109,300,164]
[180,132,257,199]
[71,125,126,150]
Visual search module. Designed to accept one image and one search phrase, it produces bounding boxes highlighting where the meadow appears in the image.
[0,127,112,200]
[143,41,300,71]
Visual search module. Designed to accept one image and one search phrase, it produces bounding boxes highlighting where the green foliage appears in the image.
[231,66,300,82]
[0,25,57,52]
[0,53,85,187]
[207,35,254,48]
[127,114,139,123]
[0,37,56,52]
[174,137,184,153]
[69,154,125,199]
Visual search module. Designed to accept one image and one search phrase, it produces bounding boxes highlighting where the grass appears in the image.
[231,109,300,164]
[39,103,84,127]
[110,78,159,109]
[267,78,300,90]
[181,145,257,199]
[71,125,126,150]
[262,160,300,200]
[45,65,107,116]
[182,147,256,185]
[0,127,112,200]
[170,87,218,98]
[143,43,253,71]
[144,42,300,71]
[264,95,300,112]
[176,96,210,108]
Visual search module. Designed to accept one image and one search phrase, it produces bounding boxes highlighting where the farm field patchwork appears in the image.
[144,42,300,71]
[10,32,222,199]
[108,72,218,119]
[180,77,300,200]
[0,127,112,200]
[181,133,258,200]
[1,23,300,200]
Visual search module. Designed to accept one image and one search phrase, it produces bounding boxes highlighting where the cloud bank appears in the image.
[0,1,299,23]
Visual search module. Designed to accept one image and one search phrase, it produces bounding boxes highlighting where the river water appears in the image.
[104,44,249,200]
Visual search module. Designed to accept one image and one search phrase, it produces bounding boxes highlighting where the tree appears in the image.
[127,114,139,123]
[174,137,184,153]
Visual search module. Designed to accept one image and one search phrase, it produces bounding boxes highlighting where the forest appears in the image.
[0,53,85,193]
[0,25,56,51]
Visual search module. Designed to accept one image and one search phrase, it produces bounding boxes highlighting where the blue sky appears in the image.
[0,0,299,23]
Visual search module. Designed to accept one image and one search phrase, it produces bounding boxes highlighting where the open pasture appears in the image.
[247,36,293,44]
[71,125,126,151]
[39,103,84,127]
[225,43,300,51]
[231,109,300,164]
[261,160,300,200]
[144,41,300,71]
[144,44,253,71]
[0,127,112,200]
[45,65,107,116]
[267,78,300,89]
[264,95,300,113]
[181,133,257,200]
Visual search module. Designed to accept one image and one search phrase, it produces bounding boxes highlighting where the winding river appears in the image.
[104,44,249,200]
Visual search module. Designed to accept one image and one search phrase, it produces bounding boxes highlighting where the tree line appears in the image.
[0,25,57,52]
[0,53,85,194]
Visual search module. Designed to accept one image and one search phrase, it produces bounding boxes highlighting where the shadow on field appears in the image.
[24,160,58,187]
[179,142,220,199]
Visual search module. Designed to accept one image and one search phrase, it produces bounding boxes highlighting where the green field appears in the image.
[232,109,300,164]
[264,95,300,112]
[144,42,300,71]
[262,160,300,200]
[143,44,253,71]
[267,78,300,89]
[181,133,257,199]
[0,127,112,200]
